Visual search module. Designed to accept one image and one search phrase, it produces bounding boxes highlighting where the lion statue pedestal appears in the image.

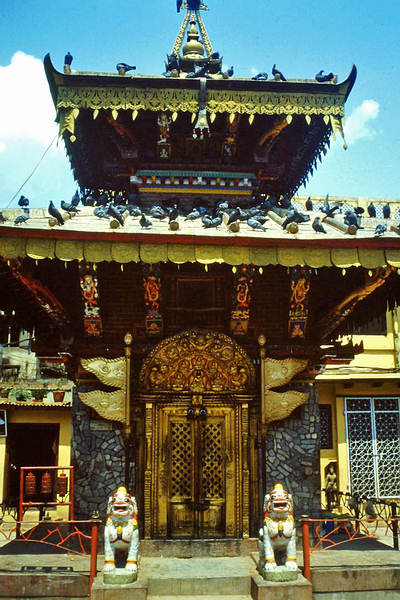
[258,483,299,582]
[103,486,139,584]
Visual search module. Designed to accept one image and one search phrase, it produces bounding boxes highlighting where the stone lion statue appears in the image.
[259,483,297,573]
[104,486,139,577]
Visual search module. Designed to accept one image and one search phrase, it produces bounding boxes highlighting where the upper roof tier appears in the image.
[44,42,356,198]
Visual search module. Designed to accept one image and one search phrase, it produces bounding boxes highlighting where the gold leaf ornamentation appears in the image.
[78,389,125,422]
[81,357,126,388]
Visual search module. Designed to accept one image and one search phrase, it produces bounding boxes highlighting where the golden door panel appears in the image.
[154,404,239,539]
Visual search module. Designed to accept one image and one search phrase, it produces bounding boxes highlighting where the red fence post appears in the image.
[301,516,311,582]
[89,521,99,597]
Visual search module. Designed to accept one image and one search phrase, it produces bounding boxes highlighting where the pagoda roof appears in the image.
[44,54,356,196]
[1,196,399,268]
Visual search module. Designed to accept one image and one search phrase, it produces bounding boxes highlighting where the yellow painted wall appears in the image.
[318,307,400,506]
[0,408,72,520]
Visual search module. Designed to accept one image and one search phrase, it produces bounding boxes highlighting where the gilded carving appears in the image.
[81,357,125,388]
[77,389,125,422]
[140,330,255,393]
[263,390,308,424]
[261,357,309,425]
[263,357,308,390]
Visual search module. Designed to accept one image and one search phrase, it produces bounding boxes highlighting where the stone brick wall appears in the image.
[265,385,321,518]
[71,390,127,520]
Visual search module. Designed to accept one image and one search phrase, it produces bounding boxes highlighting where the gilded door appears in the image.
[154,403,239,539]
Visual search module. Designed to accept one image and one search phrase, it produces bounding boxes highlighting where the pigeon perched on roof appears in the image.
[71,190,81,207]
[320,194,342,218]
[344,210,362,229]
[222,66,234,79]
[187,63,210,78]
[126,204,142,217]
[140,213,152,228]
[367,201,376,218]
[383,202,391,219]
[48,201,64,225]
[247,216,265,230]
[0,211,7,223]
[94,206,109,219]
[222,207,241,226]
[305,197,313,211]
[14,208,30,225]
[168,204,179,223]
[177,0,183,11]
[61,200,80,214]
[64,52,73,66]
[210,51,220,59]
[185,208,201,221]
[96,193,109,206]
[108,204,125,226]
[116,63,136,75]
[202,213,222,228]
[252,72,268,80]
[374,223,387,237]
[18,195,29,207]
[312,217,326,233]
[272,64,286,81]
[150,204,168,219]
[315,70,335,82]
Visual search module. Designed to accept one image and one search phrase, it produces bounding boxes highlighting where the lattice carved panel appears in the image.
[200,422,223,499]
[347,412,376,497]
[170,422,192,498]
[375,412,400,497]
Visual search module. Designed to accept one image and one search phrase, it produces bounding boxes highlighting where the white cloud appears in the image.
[0,51,58,150]
[250,66,259,76]
[344,99,379,145]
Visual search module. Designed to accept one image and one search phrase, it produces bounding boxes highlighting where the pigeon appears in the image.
[82,193,95,206]
[354,206,365,215]
[223,207,240,226]
[321,194,342,218]
[312,217,326,233]
[150,204,168,219]
[185,208,201,221]
[64,52,73,66]
[14,208,30,225]
[202,214,222,228]
[222,66,234,79]
[247,217,265,230]
[126,204,142,217]
[272,64,286,81]
[18,195,29,207]
[48,201,64,225]
[305,197,313,211]
[0,211,7,223]
[94,206,109,219]
[61,200,80,213]
[168,204,179,223]
[187,63,209,78]
[216,199,229,212]
[374,223,387,237]
[71,190,81,206]
[280,195,293,210]
[108,204,125,226]
[383,202,391,219]
[315,70,335,82]
[252,72,268,80]
[282,209,300,229]
[210,51,220,59]
[140,213,152,228]
[344,210,361,229]
[116,63,136,75]
[177,0,183,11]
[367,201,376,218]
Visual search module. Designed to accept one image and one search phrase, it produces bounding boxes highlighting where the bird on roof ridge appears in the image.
[315,70,336,83]
[116,63,136,76]
[272,64,286,81]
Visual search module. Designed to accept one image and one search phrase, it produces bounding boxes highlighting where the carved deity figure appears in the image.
[104,487,139,579]
[259,484,297,574]
[325,463,338,510]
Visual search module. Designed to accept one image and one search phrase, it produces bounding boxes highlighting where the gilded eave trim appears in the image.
[56,85,345,116]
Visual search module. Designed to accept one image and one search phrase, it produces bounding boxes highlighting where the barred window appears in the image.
[320,405,333,449]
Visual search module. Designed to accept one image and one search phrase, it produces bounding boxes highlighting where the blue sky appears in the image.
[0,0,399,208]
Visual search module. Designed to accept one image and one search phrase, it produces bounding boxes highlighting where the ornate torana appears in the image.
[288,266,312,339]
[230,265,255,336]
[142,262,163,336]
[139,330,255,393]
[78,260,103,337]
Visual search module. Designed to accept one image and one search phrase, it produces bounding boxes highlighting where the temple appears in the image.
[0,2,399,540]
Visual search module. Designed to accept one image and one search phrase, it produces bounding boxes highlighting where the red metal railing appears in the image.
[0,519,99,596]
[19,466,74,522]
[301,516,400,582]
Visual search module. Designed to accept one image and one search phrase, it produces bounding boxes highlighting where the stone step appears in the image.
[140,538,258,558]
[148,596,252,600]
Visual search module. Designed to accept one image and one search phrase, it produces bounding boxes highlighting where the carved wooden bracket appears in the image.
[142,262,163,336]
[230,265,255,336]
[288,266,312,339]
[78,260,103,337]
[318,266,395,340]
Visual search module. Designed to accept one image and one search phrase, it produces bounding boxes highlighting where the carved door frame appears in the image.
[136,393,253,539]
[135,330,256,539]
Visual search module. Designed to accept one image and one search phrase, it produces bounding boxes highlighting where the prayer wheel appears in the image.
[40,471,52,495]
[56,473,68,496]
[25,472,36,496]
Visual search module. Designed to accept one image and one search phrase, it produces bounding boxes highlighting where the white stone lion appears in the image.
[104,486,139,574]
[259,483,297,571]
